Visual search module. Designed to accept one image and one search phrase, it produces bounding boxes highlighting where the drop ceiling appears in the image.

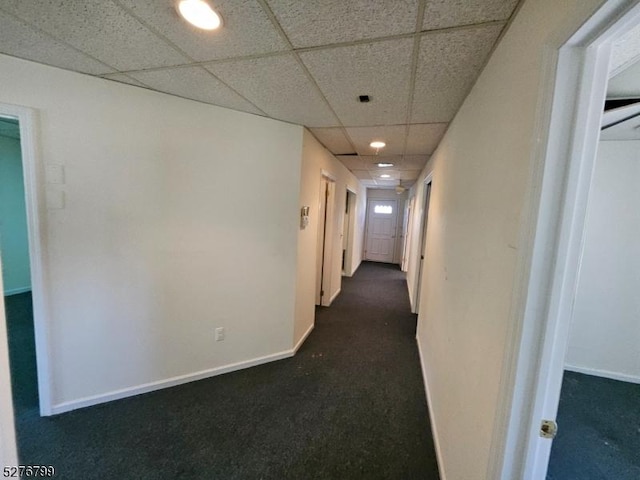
[0,0,521,187]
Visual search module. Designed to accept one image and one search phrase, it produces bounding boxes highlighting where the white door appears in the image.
[365,199,397,263]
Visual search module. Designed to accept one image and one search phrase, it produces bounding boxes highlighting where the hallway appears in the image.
[8,262,438,479]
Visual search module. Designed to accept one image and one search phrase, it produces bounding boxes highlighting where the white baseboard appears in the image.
[3,286,31,296]
[565,364,640,385]
[51,349,295,415]
[416,336,447,480]
[328,288,341,305]
[293,323,314,353]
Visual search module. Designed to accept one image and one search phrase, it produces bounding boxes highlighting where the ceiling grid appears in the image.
[0,0,525,187]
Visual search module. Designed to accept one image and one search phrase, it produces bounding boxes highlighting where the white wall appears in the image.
[294,130,365,345]
[407,0,606,478]
[565,140,640,383]
[365,188,408,264]
[0,53,305,411]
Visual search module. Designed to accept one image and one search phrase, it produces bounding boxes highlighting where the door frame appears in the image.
[364,198,398,263]
[413,174,433,314]
[342,188,357,276]
[316,172,336,307]
[0,103,54,421]
[493,2,640,479]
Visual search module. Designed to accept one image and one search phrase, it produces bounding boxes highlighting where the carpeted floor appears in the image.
[5,262,439,479]
[547,371,640,479]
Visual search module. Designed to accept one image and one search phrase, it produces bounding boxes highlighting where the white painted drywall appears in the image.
[365,188,408,264]
[565,140,640,383]
[0,135,31,295]
[408,0,606,478]
[0,53,304,409]
[294,130,365,345]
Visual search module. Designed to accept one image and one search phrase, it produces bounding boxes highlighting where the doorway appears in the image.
[364,199,398,263]
[342,189,356,275]
[500,3,640,479]
[316,174,335,306]
[414,180,432,314]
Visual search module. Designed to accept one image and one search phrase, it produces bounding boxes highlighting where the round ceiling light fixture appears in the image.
[177,0,223,30]
[370,141,386,149]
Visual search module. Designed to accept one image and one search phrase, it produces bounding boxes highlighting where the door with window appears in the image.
[365,199,397,263]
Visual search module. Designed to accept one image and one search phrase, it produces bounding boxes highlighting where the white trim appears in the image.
[3,286,32,296]
[564,365,640,385]
[416,336,447,480]
[0,103,53,417]
[497,2,640,480]
[51,349,295,415]
[413,173,433,315]
[328,288,341,305]
[293,323,315,353]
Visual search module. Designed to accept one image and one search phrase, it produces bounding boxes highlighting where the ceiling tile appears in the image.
[345,125,407,155]
[102,73,149,88]
[0,9,114,75]
[309,128,355,154]
[406,123,448,155]
[129,66,263,115]
[266,0,419,48]
[206,54,338,127]
[359,155,403,168]
[368,168,401,180]
[116,0,288,62]
[374,179,398,187]
[411,25,503,123]
[300,38,414,126]
[1,0,189,71]
[399,170,421,180]
[352,170,373,180]
[335,155,368,170]
[423,0,518,30]
[360,179,378,187]
[400,155,430,170]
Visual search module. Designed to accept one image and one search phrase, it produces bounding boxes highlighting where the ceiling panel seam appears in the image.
[0,5,117,74]
[402,0,428,161]
[110,0,267,116]
[256,0,357,153]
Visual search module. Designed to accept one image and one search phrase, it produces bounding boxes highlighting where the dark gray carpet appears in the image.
[5,262,439,479]
[547,371,640,479]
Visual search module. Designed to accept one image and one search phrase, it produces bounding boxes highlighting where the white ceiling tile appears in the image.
[359,155,403,168]
[352,170,373,180]
[335,155,368,170]
[266,0,419,48]
[406,123,448,155]
[374,179,398,187]
[412,25,503,123]
[368,168,401,179]
[206,54,338,127]
[102,73,149,88]
[300,38,414,126]
[309,128,355,154]
[422,0,518,30]
[1,0,189,71]
[400,155,430,170]
[359,179,378,187]
[0,10,114,75]
[129,66,263,115]
[116,0,288,62]
[345,125,407,155]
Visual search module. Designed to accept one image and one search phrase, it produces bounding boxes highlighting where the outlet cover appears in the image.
[215,327,225,342]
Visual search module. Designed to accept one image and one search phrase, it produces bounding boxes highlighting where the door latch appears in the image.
[540,420,558,439]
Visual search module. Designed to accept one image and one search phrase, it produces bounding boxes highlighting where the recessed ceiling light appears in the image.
[177,0,222,30]
[380,174,391,178]
[370,141,386,149]
[377,163,394,167]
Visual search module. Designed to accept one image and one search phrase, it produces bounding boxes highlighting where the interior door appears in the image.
[365,199,398,263]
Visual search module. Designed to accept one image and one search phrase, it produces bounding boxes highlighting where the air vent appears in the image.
[358,95,371,103]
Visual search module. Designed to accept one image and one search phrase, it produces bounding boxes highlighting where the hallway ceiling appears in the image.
[0,0,519,187]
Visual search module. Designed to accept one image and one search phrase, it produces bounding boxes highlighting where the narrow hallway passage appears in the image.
[9,262,438,479]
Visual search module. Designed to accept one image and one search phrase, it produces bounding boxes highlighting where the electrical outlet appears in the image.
[215,327,225,342]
